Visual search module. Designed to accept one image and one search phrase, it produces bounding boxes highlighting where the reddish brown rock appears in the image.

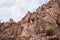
[0,0,60,40]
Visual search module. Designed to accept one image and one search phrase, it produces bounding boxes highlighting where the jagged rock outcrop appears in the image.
[19,0,60,40]
[0,0,60,40]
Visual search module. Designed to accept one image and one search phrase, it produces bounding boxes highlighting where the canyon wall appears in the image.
[0,0,60,40]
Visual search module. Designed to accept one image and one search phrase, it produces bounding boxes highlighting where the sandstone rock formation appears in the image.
[0,0,60,40]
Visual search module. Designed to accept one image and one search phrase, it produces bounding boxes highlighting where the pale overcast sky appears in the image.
[0,0,49,22]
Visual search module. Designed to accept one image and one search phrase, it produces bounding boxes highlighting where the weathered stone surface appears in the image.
[21,11,31,24]
[48,35,59,40]
[0,0,60,40]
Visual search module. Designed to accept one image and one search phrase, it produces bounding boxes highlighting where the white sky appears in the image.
[0,0,49,22]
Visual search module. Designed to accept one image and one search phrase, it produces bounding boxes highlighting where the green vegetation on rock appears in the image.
[45,27,54,35]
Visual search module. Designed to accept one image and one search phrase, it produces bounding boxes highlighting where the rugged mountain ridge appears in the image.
[0,0,60,40]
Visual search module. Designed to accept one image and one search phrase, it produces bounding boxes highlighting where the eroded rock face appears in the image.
[0,19,20,40]
[20,0,60,40]
[55,0,60,6]
[0,0,60,40]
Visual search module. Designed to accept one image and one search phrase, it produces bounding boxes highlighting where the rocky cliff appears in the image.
[0,0,60,40]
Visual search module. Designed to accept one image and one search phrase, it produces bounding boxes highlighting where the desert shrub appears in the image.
[45,27,54,35]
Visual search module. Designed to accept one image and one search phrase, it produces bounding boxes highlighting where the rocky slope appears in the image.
[0,0,60,40]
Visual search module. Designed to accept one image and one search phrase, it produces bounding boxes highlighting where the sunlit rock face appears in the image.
[20,0,60,40]
[55,0,60,6]
[0,0,60,40]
